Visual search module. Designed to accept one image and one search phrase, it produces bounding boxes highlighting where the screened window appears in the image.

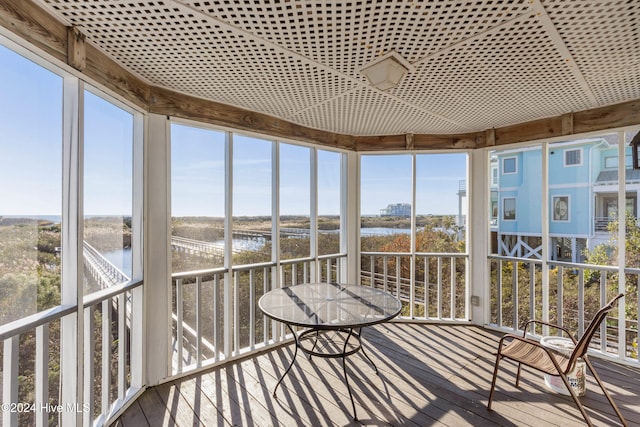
[169,127,344,270]
[317,150,341,255]
[233,135,272,264]
[280,143,311,259]
[170,124,226,272]
[416,153,467,252]
[552,195,569,221]
[83,90,134,295]
[502,157,517,174]
[503,198,516,220]
[564,148,582,166]
[360,155,412,252]
[360,152,468,319]
[0,45,63,323]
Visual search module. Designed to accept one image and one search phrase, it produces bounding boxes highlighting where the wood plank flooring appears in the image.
[113,324,640,426]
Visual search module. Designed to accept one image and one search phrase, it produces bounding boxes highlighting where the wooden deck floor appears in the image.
[113,324,640,426]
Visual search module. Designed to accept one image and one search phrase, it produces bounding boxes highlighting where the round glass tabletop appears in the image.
[258,283,402,329]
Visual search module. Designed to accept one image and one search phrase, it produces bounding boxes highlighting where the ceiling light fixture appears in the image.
[359,51,414,91]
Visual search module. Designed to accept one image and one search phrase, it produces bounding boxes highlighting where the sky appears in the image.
[171,125,342,217]
[1,45,132,217]
[360,153,467,216]
[1,43,466,219]
[0,45,63,215]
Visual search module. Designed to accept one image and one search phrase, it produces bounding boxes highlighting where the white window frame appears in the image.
[552,195,570,222]
[502,197,516,221]
[605,154,633,169]
[502,156,517,174]
[564,148,583,167]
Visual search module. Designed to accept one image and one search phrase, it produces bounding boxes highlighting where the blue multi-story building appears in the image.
[491,136,639,262]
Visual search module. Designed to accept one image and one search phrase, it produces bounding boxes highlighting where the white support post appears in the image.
[101,300,111,416]
[130,110,145,390]
[469,149,489,326]
[451,256,456,319]
[310,148,318,281]
[410,154,417,318]
[196,277,203,366]
[83,307,95,427]
[213,275,220,361]
[35,325,49,427]
[343,151,359,284]
[117,293,126,400]
[542,142,550,335]
[175,279,183,373]
[224,132,233,357]
[233,273,240,356]
[618,131,627,358]
[249,271,255,349]
[272,142,282,341]
[144,113,171,384]
[262,270,269,345]
[3,336,19,427]
[60,75,83,427]
[272,142,280,278]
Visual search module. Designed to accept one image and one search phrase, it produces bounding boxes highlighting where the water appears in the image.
[102,248,133,278]
[104,229,410,268]
[80,227,413,277]
[212,238,266,252]
[0,215,62,224]
[360,227,411,236]
[0,215,130,224]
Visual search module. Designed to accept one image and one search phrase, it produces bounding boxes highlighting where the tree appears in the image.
[584,212,639,357]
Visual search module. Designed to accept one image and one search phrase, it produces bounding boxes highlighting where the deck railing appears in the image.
[594,215,640,232]
[359,251,469,321]
[171,253,346,376]
[0,280,143,427]
[171,250,471,378]
[489,255,639,364]
[5,251,637,427]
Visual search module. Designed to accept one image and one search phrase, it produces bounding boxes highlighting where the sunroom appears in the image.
[0,1,639,426]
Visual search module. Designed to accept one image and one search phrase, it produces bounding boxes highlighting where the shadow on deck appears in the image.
[114,323,640,426]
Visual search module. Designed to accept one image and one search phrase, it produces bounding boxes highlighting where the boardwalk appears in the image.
[84,242,130,288]
[114,323,640,426]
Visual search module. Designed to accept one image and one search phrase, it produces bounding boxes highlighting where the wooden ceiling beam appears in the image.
[353,133,482,151]
[1,0,639,152]
[0,0,67,61]
[149,86,355,150]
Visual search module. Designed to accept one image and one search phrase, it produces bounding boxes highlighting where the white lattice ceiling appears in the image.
[37,0,640,136]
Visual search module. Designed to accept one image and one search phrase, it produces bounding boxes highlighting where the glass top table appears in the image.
[259,282,402,329]
[258,283,402,420]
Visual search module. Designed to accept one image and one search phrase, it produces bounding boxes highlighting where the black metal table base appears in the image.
[272,324,378,421]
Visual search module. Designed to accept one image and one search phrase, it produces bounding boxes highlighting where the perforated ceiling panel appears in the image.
[180,0,533,75]
[38,0,640,136]
[291,87,466,136]
[395,12,594,131]
[543,0,640,107]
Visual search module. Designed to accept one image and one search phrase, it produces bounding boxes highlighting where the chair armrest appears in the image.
[521,320,576,343]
